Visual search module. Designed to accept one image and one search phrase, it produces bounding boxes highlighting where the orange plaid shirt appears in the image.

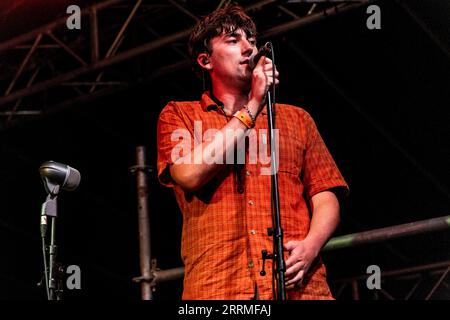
[157,92,348,300]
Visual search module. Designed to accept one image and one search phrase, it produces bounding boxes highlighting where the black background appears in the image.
[0,0,449,300]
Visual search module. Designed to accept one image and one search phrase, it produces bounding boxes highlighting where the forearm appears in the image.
[170,100,260,192]
[304,191,340,255]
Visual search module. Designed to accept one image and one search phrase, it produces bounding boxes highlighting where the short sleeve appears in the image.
[301,111,349,200]
[156,102,193,187]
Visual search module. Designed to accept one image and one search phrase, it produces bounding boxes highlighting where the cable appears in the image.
[269,42,276,125]
[41,235,50,299]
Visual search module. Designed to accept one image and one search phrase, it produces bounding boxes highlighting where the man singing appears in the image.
[157,4,348,300]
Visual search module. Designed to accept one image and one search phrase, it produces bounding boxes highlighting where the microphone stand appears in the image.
[40,186,64,300]
[264,43,286,300]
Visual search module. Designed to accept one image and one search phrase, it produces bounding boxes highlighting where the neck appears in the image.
[211,83,249,115]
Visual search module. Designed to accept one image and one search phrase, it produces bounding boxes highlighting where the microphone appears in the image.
[40,161,81,195]
[248,42,271,69]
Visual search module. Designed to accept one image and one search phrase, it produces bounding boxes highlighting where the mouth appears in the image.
[240,59,250,65]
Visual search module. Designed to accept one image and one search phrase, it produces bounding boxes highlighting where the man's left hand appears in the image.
[284,239,320,288]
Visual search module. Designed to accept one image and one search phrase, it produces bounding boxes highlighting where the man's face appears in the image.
[208,29,257,90]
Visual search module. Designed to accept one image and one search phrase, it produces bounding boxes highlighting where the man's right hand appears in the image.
[248,56,279,116]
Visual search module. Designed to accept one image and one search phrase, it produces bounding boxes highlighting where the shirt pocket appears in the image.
[277,128,305,175]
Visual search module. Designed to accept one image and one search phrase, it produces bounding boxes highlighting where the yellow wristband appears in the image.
[233,109,254,128]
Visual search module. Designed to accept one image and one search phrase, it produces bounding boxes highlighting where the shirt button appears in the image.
[248,200,254,206]
[246,171,251,176]
[250,229,256,235]
[248,261,254,268]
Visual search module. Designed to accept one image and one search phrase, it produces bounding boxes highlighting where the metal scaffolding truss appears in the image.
[0,0,370,128]
[333,261,450,300]
[141,215,450,300]
[148,259,450,300]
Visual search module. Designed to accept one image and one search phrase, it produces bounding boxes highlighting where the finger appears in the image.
[263,57,272,64]
[255,55,269,69]
[285,255,299,268]
[262,61,276,71]
[264,73,277,79]
[286,270,304,287]
[264,72,279,79]
[285,261,303,279]
[286,270,305,286]
[265,75,278,83]
[263,65,277,74]
[262,62,277,73]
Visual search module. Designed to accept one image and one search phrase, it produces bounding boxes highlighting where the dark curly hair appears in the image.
[188,4,257,84]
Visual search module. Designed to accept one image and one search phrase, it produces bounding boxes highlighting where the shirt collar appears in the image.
[200,91,267,115]
[200,91,224,112]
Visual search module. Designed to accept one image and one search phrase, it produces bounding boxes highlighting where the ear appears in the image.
[197,53,212,70]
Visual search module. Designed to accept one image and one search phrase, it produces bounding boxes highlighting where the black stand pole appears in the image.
[40,188,64,300]
[266,89,286,300]
[48,216,59,300]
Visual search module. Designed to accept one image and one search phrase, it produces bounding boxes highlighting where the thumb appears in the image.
[255,55,267,69]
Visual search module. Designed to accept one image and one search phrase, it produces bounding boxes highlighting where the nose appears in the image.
[242,38,254,57]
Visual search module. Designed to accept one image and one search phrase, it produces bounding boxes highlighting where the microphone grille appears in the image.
[64,166,81,191]
[249,43,271,69]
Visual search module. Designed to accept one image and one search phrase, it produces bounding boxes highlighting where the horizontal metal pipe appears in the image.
[152,267,184,284]
[323,215,450,251]
[154,215,450,284]
[260,1,369,39]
